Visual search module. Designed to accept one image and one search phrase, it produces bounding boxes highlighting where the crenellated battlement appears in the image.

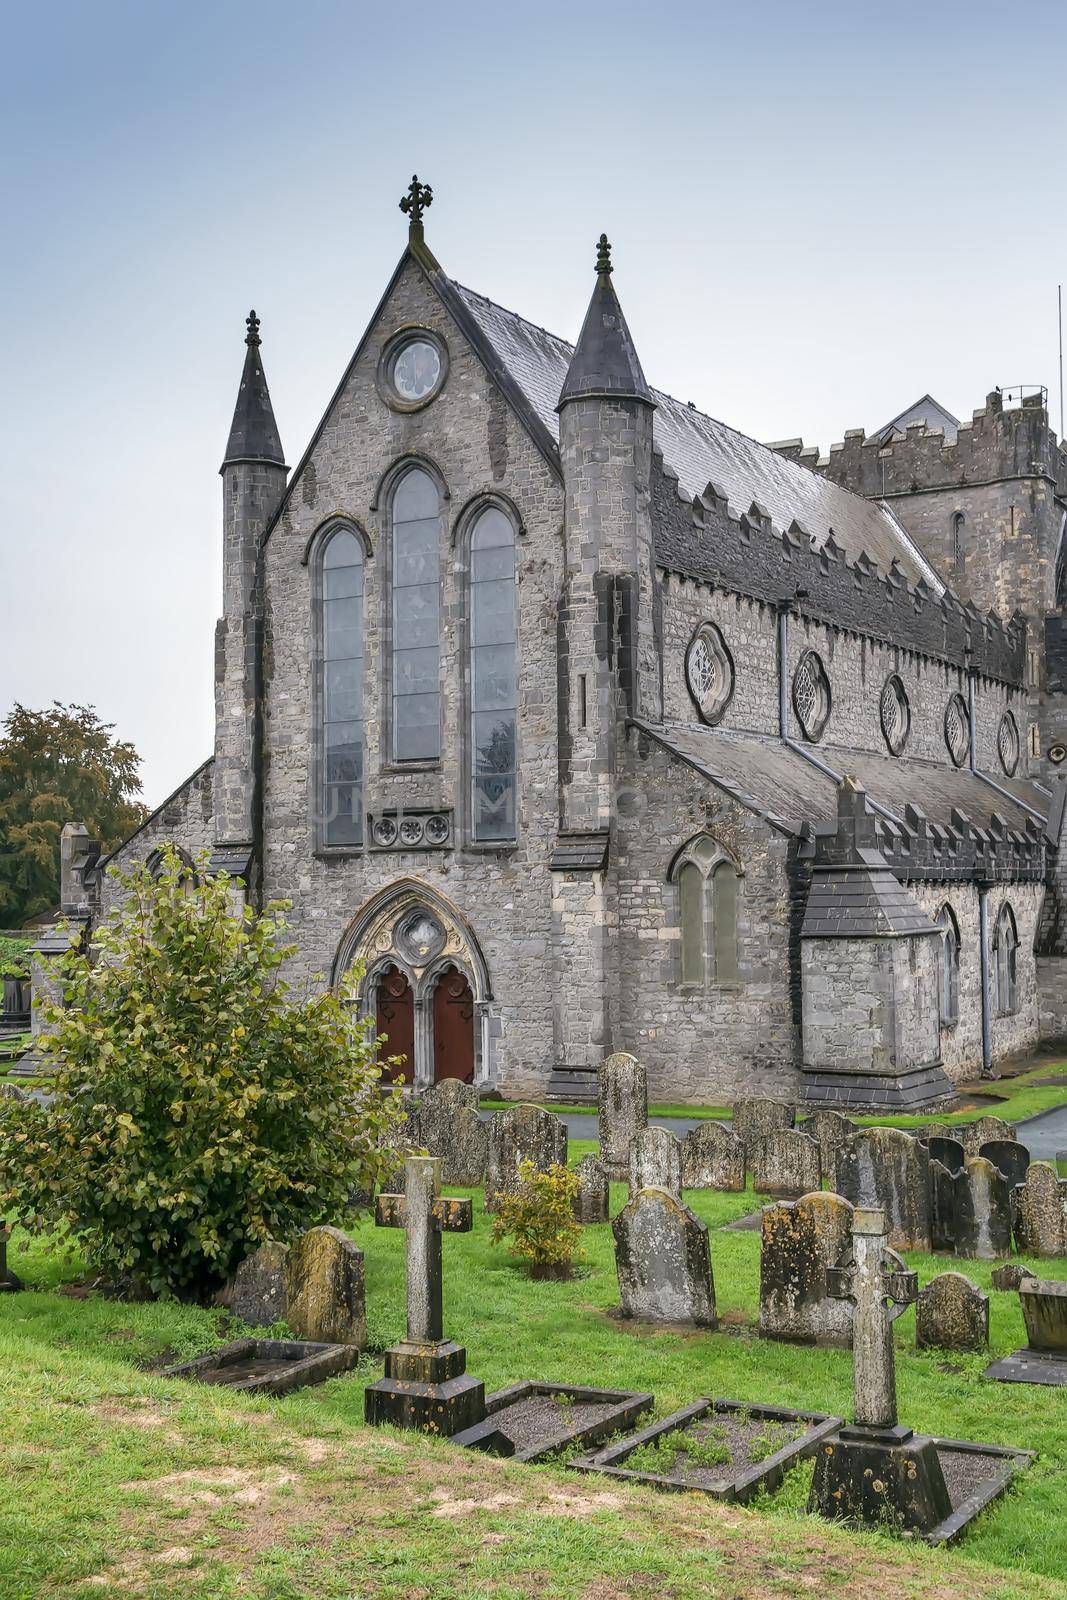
[651,452,1027,685]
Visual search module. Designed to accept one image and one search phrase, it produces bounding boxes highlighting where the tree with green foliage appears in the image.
[0,701,147,925]
[0,847,402,1299]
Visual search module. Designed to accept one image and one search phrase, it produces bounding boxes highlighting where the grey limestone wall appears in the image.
[908,883,982,1080]
[801,932,940,1078]
[98,762,215,918]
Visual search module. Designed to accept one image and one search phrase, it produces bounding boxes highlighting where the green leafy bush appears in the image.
[490,1159,584,1279]
[0,934,30,979]
[0,847,402,1299]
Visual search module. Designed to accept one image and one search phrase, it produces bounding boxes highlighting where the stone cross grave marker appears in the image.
[810,1207,952,1533]
[364,1154,486,1436]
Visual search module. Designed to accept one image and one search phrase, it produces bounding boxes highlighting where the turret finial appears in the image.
[245,309,261,347]
[400,174,434,234]
[596,233,613,277]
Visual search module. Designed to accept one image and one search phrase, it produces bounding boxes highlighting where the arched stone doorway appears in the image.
[375,964,415,1085]
[432,964,475,1083]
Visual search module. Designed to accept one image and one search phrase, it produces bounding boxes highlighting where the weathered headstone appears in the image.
[928,1136,965,1173]
[597,1053,647,1180]
[810,1208,951,1533]
[915,1272,989,1352]
[285,1226,366,1348]
[680,1120,745,1191]
[230,1241,289,1327]
[979,1139,1031,1191]
[612,1189,717,1328]
[800,1109,853,1192]
[751,1129,821,1199]
[759,1191,854,1345]
[953,1156,1012,1259]
[928,1136,965,1252]
[991,1263,1036,1291]
[485,1103,568,1212]
[0,1222,22,1293]
[1013,1162,1067,1258]
[732,1099,795,1161]
[628,1126,682,1200]
[411,1079,488,1185]
[836,1127,931,1252]
[1020,1278,1067,1352]
[365,1154,486,1435]
[961,1116,1017,1155]
[573,1154,609,1224]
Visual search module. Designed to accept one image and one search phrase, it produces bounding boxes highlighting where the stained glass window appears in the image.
[392,468,441,762]
[470,505,517,840]
[322,526,364,846]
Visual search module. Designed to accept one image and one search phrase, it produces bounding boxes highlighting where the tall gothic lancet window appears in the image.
[392,467,442,761]
[992,902,1019,1017]
[470,504,517,840]
[322,526,365,846]
[674,837,740,988]
[936,904,960,1028]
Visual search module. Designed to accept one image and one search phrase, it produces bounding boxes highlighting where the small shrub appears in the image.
[627,1428,731,1475]
[490,1160,584,1279]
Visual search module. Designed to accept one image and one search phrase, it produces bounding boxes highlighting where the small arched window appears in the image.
[392,467,442,762]
[671,837,740,988]
[936,904,960,1028]
[992,903,1019,1017]
[321,525,365,846]
[469,504,517,841]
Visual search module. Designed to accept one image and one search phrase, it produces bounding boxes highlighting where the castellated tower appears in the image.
[214,311,288,891]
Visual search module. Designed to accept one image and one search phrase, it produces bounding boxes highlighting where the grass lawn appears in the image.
[3,1168,1066,1600]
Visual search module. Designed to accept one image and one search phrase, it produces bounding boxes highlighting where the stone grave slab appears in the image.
[953,1157,1012,1260]
[573,1154,609,1223]
[836,1127,931,1251]
[928,1137,964,1252]
[411,1080,488,1185]
[1013,1162,1067,1257]
[680,1121,745,1191]
[915,1273,988,1352]
[570,1397,841,1503]
[613,1189,716,1328]
[0,1222,23,1293]
[629,1126,682,1199]
[922,1438,1035,1544]
[228,1241,289,1327]
[732,1099,795,1161]
[451,1381,653,1462]
[598,1052,647,1180]
[984,1278,1067,1386]
[759,1191,854,1346]
[163,1338,357,1397]
[961,1116,1017,1155]
[978,1139,1030,1190]
[799,1109,854,1192]
[990,1263,1035,1291]
[485,1103,567,1212]
[750,1129,820,1199]
[286,1226,366,1348]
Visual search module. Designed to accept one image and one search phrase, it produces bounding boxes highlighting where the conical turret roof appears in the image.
[557,235,653,410]
[222,310,285,469]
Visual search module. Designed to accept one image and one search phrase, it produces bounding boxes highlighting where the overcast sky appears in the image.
[5,0,1067,807]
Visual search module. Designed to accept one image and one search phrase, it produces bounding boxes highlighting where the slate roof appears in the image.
[802,865,937,939]
[872,393,961,447]
[223,321,285,469]
[451,283,942,589]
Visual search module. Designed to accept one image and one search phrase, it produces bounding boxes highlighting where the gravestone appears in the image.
[759,1191,854,1345]
[920,1122,955,1145]
[953,1156,1012,1259]
[979,1139,1031,1191]
[915,1272,989,1352]
[285,1226,366,1348]
[751,1129,821,1199]
[365,1154,486,1435]
[573,1154,609,1224]
[836,1127,931,1252]
[928,1136,965,1173]
[597,1053,647,1180]
[800,1109,853,1192]
[928,1136,965,1252]
[1013,1163,1067,1257]
[485,1103,567,1212]
[680,1121,745,1191]
[961,1116,1016,1155]
[411,1079,488,1185]
[809,1208,951,1534]
[732,1099,795,1161]
[628,1126,682,1200]
[1020,1279,1067,1352]
[991,1263,1036,1291]
[0,1222,22,1293]
[230,1241,289,1327]
[612,1189,717,1328]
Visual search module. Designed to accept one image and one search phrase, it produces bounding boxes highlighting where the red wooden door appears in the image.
[432,965,475,1083]
[376,967,414,1085]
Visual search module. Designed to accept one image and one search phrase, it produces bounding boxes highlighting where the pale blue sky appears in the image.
[4,0,1067,804]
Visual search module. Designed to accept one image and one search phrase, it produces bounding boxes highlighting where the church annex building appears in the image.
[65,180,1067,1109]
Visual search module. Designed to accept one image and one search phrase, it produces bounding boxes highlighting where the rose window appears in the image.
[792,650,831,741]
[944,694,970,768]
[879,674,911,756]
[685,623,735,725]
[998,711,1021,777]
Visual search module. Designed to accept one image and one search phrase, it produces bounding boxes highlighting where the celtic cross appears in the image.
[825,1207,918,1429]
[375,1154,471,1345]
[400,175,434,233]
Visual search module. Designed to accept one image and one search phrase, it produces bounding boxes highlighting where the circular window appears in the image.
[396,909,445,965]
[685,623,735,725]
[792,650,831,741]
[378,329,448,411]
[879,674,911,756]
[997,711,1021,777]
[944,693,970,768]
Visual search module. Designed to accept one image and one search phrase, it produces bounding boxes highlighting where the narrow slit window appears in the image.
[321,526,364,846]
[470,505,517,841]
[392,468,442,762]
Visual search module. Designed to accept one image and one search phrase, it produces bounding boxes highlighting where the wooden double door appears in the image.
[375,962,475,1085]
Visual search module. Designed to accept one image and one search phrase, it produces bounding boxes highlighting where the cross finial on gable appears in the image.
[596,233,613,277]
[245,308,261,348]
[400,174,434,234]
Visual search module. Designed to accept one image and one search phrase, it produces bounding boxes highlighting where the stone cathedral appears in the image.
[64,180,1067,1109]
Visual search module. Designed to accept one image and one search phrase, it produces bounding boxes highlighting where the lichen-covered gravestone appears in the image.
[1012,1163,1067,1258]
[915,1272,989,1352]
[612,1189,717,1328]
[411,1079,488,1185]
[961,1116,1017,1155]
[1020,1279,1067,1352]
[928,1136,965,1252]
[759,1191,854,1345]
[991,1263,1036,1291]
[229,1241,289,1327]
[597,1053,647,1180]
[836,1127,931,1252]
[750,1129,821,1199]
[573,1154,609,1224]
[978,1139,1031,1191]
[285,1226,366,1348]
[628,1126,682,1200]
[485,1103,567,1213]
[0,1222,22,1293]
[800,1110,853,1192]
[953,1156,1012,1260]
[680,1121,745,1191]
[732,1099,794,1161]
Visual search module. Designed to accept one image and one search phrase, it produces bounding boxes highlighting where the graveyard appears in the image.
[2,1103,1067,1600]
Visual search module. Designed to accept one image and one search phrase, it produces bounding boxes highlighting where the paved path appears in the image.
[1016,1103,1067,1162]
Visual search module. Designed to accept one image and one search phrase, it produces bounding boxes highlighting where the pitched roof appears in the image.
[451,283,941,588]
[872,393,961,447]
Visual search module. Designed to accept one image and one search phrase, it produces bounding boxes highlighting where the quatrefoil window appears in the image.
[997,711,1021,777]
[792,650,831,741]
[879,674,911,757]
[685,623,735,726]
